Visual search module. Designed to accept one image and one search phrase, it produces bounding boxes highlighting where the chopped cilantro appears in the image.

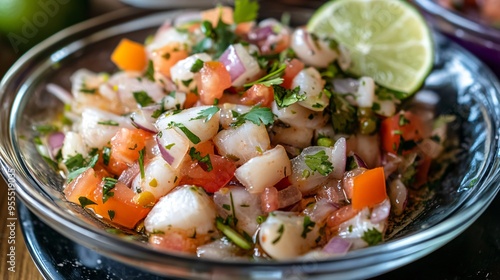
[272,224,285,244]
[256,215,267,224]
[79,86,96,94]
[102,146,111,166]
[190,59,204,73]
[231,106,274,127]
[97,120,119,126]
[301,216,316,238]
[133,90,154,107]
[244,63,286,88]
[151,99,166,118]
[329,90,357,134]
[102,177,117,203]
[64,154,85,171]
[234,0,259,24]
[189,147,213,172]
[78,196,97,208]
[273,85,305,108]
[168,122,201,144]
[138,147,146,179]
[304,150,333,176]
[108,210,115,221]
[190,106,220,122]
[398,113,410,126]
[181,78,193,88]
[34,124,58,135]
[222,204,231,211]
[66,154,99,182]
[144,60,155,82]
[361,228,383,246]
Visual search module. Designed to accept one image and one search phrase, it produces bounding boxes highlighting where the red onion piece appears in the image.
[323,236,352,255]
[382,152,402,178]
[47,132,65,155]
[46,83,73,104]
[130,106,161,133]
[352,153,368,169]
[303,199,338,223]
[277,185,302,209]
[118,162,140,187]
[330,137,346,179]
[370,199,391,223]
[261,187,279,213]
[333,78,359,94]
[155,135,175,165]
[388,179,408,216]
[247,25,274,42]
[219,45,246,82]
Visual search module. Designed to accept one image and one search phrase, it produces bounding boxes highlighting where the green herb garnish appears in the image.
[189,147,213,172]
[301,216,316,238]
[78,196,97,208]
[102,177,117,203]
[273,85,305,108]
[190,106,220,122]
[231,106,274,127]
[190,59,204,73]
[361,228,383,246]
[169,122,201,144]
[234,0,259,24]
[133,90,154,107]
[304,150,333,176]
[97,120,119,126]
[272,224,285,244]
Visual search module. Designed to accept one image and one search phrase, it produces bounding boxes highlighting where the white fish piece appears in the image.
[79,107,134,150]
[356,77,375,108]
[289,146,334,194]
[293,67,329,112]
[291,28,338,68]
[145,185,216,235]
[155,105,220,146]
[213,122,270,166]
[61,132,88,161]
[132,156,179,200]
[270,125,313,149]
[170,53,212,92]
[235,145,291,194]
[259,211,318,260]
[156,128,190,170]
[213,186,263,236]
[272,102,328,129]
[108,72,166,111]
[336,208,387,250]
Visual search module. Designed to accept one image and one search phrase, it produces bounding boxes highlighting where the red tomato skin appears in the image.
[380,111,424,154]
[282,59,304,89]
[241,84,274,107]
[195,61,232,105]
[179,154,236,193]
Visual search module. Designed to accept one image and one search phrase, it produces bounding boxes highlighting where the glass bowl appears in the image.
[1,5,500,280]
[413,0,500,74]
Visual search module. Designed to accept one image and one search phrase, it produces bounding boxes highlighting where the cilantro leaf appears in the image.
[67,154,99,182]
[78,197,97,208]
[64,154,85,172]
[361,228,383,246]
[231,106,274,127]
[304,150,333,176]
[190,59,204,73]
[168,122,201,144]
[108,210,115,221]
[138,147,146,179]
[244,63,286,88]
[144,60,155,82]
[234,0,259,24]
[102,146,111,166]
[34,124,58,135]
[102,177,117,203]
[329,90,357,134]
[190,106,220,122]
[301,216,316,238]
[133,90,154,107]
[272,224,285,244]
[189,147,213,172]
[97,120,119,126]
[273,85,305,108]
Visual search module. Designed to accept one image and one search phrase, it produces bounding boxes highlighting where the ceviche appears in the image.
[34,0,455,260]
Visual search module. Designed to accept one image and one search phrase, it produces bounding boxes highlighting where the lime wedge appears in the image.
[307,0,433,96]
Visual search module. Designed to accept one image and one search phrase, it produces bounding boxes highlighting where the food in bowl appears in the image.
[33,0,455,260]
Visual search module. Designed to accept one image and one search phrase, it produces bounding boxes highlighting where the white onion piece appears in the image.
[46,83,73,104]
[373,95,397,117]
[291,28,338,68]
[118,163,140,187]
[156,129,189,170]
[356,77,375,108]
[277,185,302,209]
[219,44,261,87]
[145,185,216,235]
[170,53,212,92]
[132,156,178,200]
[213,121,270,166]
[290,146,338,194]
[130,107,160,133]
[330,137,347,179]
[272,102,328,129]
[270,125,313,149]
[48,132,65,156]
[370,199,391,223]
[259,211,318,260]
[155,105,220,146]
[235,145,291,194]
[332,78,359,94]
[80,108,134,149]
[292,68,328,111]
[323,236,352,255]
[388,179,408,216]
[303,199,338,223]
[214,186,263,236]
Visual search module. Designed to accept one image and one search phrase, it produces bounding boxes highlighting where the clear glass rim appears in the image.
[413,0,500,42]
[1,7,499,277]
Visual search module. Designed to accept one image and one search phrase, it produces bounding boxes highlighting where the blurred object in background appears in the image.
[0,0,91,75]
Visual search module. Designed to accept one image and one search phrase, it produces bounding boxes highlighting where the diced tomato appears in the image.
[282,59,304,89]
[151,42,189,78]
[183,92,199,108]
[351,167,387,210]
[193,140,215,156]
[380,111,424,154]
[110,128,152,166]
[149,232,198,253]
[64,169,151,229]
[179,153,236,193]
[241,84,274,107]
[194,61,232,105]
